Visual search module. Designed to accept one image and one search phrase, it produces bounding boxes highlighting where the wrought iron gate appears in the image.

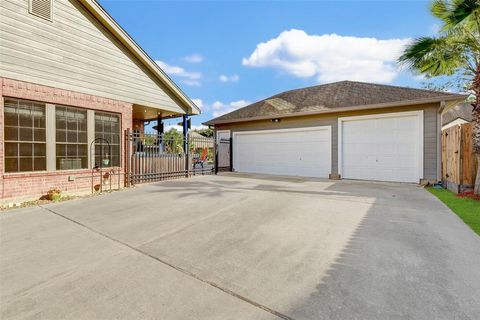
[124,129,216,186]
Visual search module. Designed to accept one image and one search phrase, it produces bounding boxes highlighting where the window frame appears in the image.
[55,105,89,171]
[2,98,123,174]
[3,98,47,173]
[94,111,122,168]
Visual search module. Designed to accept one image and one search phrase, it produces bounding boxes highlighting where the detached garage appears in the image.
[205,81,466,183]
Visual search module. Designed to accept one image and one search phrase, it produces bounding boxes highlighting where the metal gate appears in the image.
[124,129,216,186]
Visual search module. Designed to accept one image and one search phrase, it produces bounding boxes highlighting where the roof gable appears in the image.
[442,103,473,126]
[79,0,200,115]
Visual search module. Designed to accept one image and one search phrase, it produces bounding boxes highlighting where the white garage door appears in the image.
[339,111,423,183]
[233,127,331,178]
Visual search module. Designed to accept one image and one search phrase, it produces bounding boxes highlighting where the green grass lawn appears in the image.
[428,188,480,236]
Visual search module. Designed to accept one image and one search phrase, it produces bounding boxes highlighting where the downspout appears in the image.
[437,101,445,182]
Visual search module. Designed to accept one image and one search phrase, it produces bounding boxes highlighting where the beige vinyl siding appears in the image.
[217,103,441,180]
[0,0,183,114]
[423,106,439,179]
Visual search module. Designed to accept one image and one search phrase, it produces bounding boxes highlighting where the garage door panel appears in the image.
[234,127,331,178]
[341,112,422,183]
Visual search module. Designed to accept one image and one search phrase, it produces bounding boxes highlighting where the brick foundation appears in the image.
[1,77,133,202]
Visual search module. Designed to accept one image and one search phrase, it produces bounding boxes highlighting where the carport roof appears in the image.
[204,81,467,125]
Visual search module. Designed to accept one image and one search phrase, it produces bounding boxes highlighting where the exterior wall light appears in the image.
[271,118,281,123]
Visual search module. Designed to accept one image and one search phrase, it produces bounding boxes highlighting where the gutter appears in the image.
[204,94,468,126]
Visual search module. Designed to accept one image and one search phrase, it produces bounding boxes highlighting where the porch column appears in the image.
[157,114,163,151]
[182,114,189,153]
[156,114,163,134]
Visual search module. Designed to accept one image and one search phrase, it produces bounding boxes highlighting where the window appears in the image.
[56,106,88,170]
[4,99,46,173]
[29,0,53,21]
[94,112,121,167]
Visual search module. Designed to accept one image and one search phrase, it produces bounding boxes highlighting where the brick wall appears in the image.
[0,79,4,200]
[1,77,133,202]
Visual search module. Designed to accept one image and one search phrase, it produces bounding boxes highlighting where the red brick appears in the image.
[1,77,132,201]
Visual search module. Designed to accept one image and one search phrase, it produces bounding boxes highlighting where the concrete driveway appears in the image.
[1,174,479,320]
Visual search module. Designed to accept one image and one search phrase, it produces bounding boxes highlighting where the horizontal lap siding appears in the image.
[424,107,439,180]
[0,0,182,113]
[217,103,440,180]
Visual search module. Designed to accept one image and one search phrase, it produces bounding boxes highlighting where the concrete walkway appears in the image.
[1,174,479,319]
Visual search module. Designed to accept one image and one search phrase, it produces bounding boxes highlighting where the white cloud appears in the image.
[212,100,251,117]
[184,54,204,63]
[242,29,411,84]
[219,74,240,83]
[155,60,202,86]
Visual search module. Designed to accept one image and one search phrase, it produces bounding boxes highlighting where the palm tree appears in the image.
[399,0,480,194]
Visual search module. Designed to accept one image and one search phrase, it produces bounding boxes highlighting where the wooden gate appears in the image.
[124,129,215,186]
[442,123,477,193]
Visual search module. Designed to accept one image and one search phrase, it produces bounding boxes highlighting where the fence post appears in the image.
[229,136,233,172]
[214,135,218,174]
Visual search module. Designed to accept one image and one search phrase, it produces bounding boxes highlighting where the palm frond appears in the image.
[450,0,480,24]
[398,36,465,77]
[431,0,450,23]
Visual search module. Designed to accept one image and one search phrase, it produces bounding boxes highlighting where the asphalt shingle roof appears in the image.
[442,103,473,126]
[205,81,465,125]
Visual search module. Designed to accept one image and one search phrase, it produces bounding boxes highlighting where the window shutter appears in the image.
[29,0,53,21]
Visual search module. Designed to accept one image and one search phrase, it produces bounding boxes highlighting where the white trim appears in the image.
[46,104,56,172]
[87,110,95,169]
[232,126,332,176]
[338,110,424,182]
[442,118,470,130]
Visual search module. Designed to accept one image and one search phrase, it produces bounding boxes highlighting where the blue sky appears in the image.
[99,0,440,129]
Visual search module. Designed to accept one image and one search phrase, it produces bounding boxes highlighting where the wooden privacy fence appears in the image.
[124,129,216,186]
[442,123,477,193]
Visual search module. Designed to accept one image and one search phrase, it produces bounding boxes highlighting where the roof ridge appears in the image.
[339,80,459,96]
[262,80,461,104]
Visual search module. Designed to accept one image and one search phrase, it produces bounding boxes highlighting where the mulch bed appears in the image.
[457,191,480,201]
